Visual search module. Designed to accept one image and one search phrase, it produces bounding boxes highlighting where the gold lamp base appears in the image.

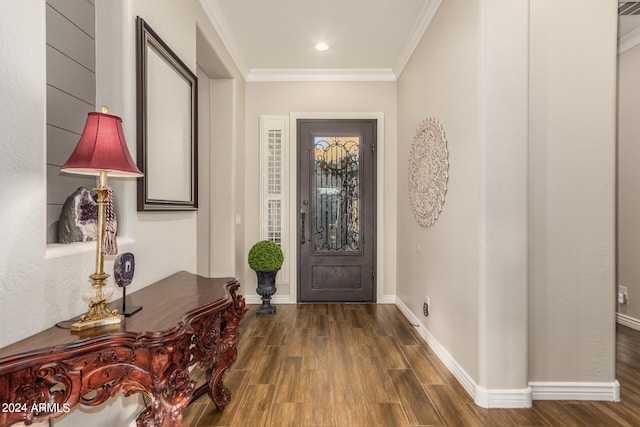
[71,298,123,331]
[71,270,123,331]
[71,314,123,331]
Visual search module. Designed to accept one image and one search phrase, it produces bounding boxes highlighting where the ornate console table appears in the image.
[0,271,247,427]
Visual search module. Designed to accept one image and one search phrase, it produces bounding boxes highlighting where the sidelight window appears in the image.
[260,116,289,283]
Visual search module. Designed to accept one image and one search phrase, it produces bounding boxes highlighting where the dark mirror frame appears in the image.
[136,17,198,211]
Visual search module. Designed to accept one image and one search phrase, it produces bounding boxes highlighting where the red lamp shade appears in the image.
[61,111,143,177]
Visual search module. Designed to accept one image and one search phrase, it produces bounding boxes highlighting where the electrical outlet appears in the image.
[423,296,430,317]
[619,286,628,305]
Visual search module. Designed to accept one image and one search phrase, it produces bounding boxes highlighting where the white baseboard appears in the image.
[617,312,640,331]
[394,299,477,398]
[475,387,532,409]
[529,381,620,402]
[395,298,529,408]
[380,295,396,304]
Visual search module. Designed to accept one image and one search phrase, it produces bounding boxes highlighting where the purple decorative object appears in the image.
[58,187,98,244]
[58,187,119,244]
[114,252,141,316]
[114,252,135,288]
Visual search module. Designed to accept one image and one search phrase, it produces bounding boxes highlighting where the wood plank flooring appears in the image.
[183,304,640,427]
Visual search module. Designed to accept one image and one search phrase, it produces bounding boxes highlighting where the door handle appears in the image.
[300,210,306,244]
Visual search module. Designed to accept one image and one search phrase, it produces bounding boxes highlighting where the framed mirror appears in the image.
[136,17,198,211]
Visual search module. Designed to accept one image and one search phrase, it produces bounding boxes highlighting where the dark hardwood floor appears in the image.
[183,304,640,426]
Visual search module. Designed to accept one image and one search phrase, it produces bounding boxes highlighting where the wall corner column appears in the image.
[476,0,530,408]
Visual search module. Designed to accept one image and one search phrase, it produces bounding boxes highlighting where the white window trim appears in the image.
[259,116,290,284]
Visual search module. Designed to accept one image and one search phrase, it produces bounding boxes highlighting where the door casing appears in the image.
[286,112,387,304]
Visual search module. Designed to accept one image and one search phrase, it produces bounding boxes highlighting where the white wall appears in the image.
[244,81,397,301]
[528,0,617,385]
[1,0,48,344]
[617,43,640,323]
[197,72,238,278]
[397,0,482,385]
[194,6,247,291]
[476,0,530,403]
[0,0,244,425]
[208,79,237,277]
[397,0,618,406]
[197,65,212,275]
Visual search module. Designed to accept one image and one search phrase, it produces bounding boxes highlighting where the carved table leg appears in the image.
[207,347,237,410]
[206,290,246,410]
[137,337,195,427]
[191,289,247,412]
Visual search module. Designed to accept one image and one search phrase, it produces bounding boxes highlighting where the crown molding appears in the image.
[393,0,443,77]
[246,68,397,82]
[198,0,249,78]
[201,0,441,82]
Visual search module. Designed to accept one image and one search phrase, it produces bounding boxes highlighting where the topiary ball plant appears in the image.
[248,240,284,271]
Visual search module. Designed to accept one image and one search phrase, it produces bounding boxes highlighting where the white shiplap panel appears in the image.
[47,85,94,134]
[47,164,95,206]
[47,124,80,166]
[46,0,96,244]
[47,204,64,244]
[46,0,95,38]
[46,4,95,71]
[47,45,95,105]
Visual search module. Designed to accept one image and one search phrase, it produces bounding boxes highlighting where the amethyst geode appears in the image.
[58,187,116,244]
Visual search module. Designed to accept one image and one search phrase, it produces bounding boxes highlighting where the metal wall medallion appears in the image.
[408,118,448,227]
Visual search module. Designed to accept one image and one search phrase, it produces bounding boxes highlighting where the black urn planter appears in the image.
[255,269,278,315]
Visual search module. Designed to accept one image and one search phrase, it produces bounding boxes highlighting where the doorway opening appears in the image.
[296,119,377,302]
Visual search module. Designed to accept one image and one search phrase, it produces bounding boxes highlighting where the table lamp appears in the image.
[61,106,143,331]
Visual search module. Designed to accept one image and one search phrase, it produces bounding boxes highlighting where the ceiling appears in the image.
[198,0,441,81]
[198,1,640,81]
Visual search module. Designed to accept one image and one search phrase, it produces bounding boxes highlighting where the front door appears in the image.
[297,119,376,302]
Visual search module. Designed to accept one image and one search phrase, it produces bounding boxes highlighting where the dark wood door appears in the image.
[297,119,376,302]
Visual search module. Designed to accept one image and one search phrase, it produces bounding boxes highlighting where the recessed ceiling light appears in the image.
[314,42,329,52]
